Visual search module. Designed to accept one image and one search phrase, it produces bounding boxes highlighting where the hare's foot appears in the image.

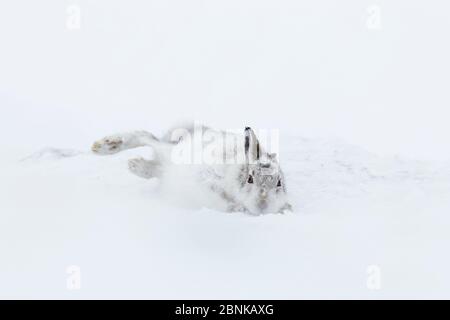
[92,131,161,155]
[226,202,248,213]
[278,203,293,214]
[91,135,124,154]
[128,157,160,179]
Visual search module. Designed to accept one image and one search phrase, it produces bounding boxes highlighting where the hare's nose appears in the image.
[260,189,268,198]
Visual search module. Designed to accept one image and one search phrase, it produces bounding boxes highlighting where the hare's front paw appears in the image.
[278,203,293,214]
[227,203,247,213]
[91,135,124,154]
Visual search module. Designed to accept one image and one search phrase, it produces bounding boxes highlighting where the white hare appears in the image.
[91,124,291,214]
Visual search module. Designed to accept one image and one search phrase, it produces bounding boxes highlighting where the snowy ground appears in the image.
[1,134,450,299]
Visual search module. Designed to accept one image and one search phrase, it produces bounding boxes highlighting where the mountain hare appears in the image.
[91,124,291,215]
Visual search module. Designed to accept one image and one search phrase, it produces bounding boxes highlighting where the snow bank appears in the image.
[1,135,449,299]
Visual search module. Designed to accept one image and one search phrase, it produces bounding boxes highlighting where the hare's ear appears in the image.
[244,127,260,163]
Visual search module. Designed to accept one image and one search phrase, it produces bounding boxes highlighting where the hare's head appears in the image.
[239,127,290,214]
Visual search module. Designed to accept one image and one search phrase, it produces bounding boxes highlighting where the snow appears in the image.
[1,0,450,299]
[1,134,450,299]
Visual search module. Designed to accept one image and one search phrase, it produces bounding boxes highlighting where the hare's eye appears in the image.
[247,175,254,184]
[277,179,282,187]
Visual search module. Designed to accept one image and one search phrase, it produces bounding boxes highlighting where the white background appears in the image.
[1,0,450,160]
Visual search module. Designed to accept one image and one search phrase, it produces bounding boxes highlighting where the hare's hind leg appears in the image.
[92,131,159,155]
[91,134,124,154]
[128,158,161,179]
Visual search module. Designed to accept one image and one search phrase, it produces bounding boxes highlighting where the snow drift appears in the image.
[1,134,449,299]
